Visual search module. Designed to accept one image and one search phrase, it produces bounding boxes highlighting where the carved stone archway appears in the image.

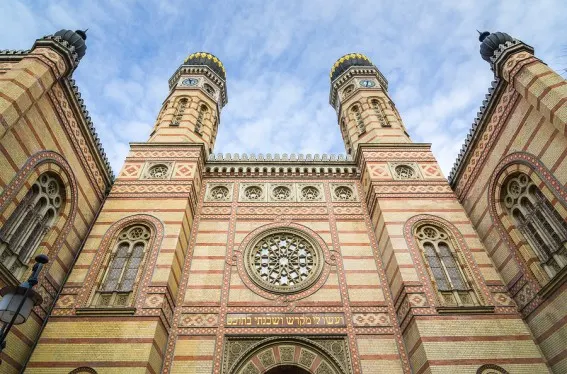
[225,336,350,374]
[266,365,310,374]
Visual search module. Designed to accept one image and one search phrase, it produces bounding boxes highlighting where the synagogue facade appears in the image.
[0,29,565,373]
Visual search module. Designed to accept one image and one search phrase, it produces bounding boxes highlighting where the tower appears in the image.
[149,52,227,154]
[24,52,228,373]
[329,54,410,156]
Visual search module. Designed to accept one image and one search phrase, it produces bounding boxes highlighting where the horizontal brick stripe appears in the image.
[174,355,214,361]
[427,357,545,366]
[38,337,154,344]
[27,361,150,368]
[359,354,400,360]
[421,334,531,342]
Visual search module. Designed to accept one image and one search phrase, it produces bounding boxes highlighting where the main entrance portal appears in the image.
[265,366,310,374]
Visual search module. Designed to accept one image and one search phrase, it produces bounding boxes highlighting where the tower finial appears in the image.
[478,30,490,42]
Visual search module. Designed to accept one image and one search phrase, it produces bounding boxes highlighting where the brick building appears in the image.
[0,29,565,373]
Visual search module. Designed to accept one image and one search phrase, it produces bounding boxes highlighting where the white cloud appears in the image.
[1,0,565,177]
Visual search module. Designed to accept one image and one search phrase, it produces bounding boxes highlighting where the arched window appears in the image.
[370,98,390,127]
[415,224,478,306]
[195,104,208,134]
[93,224,151,307]
[502,173,567,278]
[0,172,63,278]
[69,367,97,374]
[171,98,188,126]
[351,105,365,134]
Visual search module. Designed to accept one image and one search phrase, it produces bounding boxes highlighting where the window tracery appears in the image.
[301,186,320,201]
[351,105,365,134]
[343,84,354,96]
[334,186,354,201]
[244,230,324,294]
[272,186,292,200]
[395,164,415,179]
[502,173,567,278]
[244,186,263,200]
[209,185,230,201]
[93,224,151,307]
[371,99,390,127]
[171,98,188,126]
[203,83,215,96]
[147,164,169,179]
[0,173,63,278]
[415,224,478,307]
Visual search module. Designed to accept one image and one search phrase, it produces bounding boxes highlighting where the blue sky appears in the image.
[1,0,566,176]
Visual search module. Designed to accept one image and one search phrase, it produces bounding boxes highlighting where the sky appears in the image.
[1,0,566,177]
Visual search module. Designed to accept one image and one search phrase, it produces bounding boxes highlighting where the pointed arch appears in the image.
[404,215,491,308]
[77,214,164,309]
[489,152,567,288]
[0,151,78,283]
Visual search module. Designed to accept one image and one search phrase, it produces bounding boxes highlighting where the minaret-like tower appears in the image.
[149,52,228,154]
[329,53,410,155]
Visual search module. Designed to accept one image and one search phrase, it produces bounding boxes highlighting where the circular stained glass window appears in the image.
[244,229,324,294]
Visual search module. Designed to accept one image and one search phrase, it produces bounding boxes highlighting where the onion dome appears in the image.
[54,29,87,60]
[184,52,226,80]
[330,53,374,81]
[479,31,514,62]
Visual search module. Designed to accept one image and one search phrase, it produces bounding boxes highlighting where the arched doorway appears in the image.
[227,337,348,374]
[265,365,310,374]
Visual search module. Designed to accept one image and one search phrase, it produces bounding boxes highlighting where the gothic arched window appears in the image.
[93,224,151,307]
[0,172,64,278]
[370,98,390,127]
[502,173,567,278]
[351,105,365,134]
[415,224,478,306]
[171,98,188,126]
[196,104,208,135]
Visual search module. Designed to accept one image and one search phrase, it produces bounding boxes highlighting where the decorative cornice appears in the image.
[205,153,358,178]
[208,153,353,162]
[490,40,535,76]
[448,78,504,185]
[329,65,388,110]
[167,65,228,107]
[64,78,114,181]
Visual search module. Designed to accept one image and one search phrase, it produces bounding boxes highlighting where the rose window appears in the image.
[148,164,169,179]
[244,186,263,200]
[244,230,324,293]
[395,165,415,179]
[334,186,353,200]
[210,186,230,201]
[272,186,291,200]
[301,186,320,200]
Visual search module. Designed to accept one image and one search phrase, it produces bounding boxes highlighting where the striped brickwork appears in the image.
[339,84,411,157]
[0,42,111,372]
[163,177,409,373]
[452,51,567,373]
[360,143,550,373]
[27,143,205,372]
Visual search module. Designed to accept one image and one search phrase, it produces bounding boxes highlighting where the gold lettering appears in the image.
[313,316,321,324]
[325,317,334,325]
[286,317,294,325]
[334,316,342,324]
[246,317,252,325]
[305,316,312,325]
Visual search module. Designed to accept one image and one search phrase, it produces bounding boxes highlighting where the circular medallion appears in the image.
[181,78,199,86]
[359,79,375,88]
[243,229,324,294]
